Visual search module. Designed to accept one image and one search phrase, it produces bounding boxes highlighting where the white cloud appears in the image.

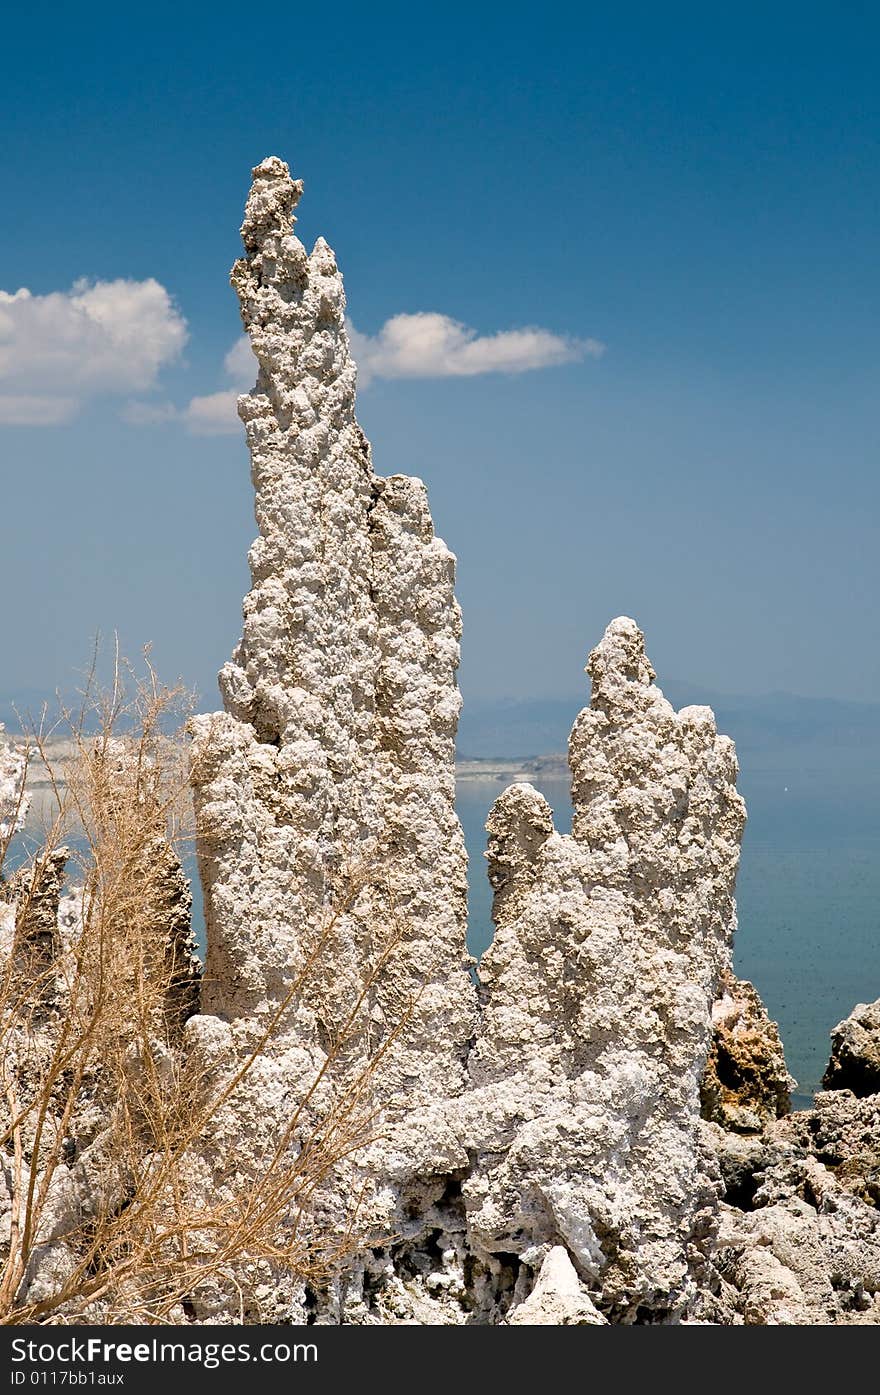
[0,279,187,426]
[119,400,181,427]
[347,312,604,387]
[120,392,243,435]
[181,338,255,432]
[223,335,257,388]
[124,335,255,436]
[183,390,242,436]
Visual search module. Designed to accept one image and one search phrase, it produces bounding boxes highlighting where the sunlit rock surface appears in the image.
[186,160,756,1323]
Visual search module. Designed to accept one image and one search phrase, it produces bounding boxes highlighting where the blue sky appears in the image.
[1,3,878,711]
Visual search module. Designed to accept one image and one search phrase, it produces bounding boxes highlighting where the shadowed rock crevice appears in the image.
[701,969,794,1133]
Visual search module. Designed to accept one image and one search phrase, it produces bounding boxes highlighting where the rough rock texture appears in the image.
[459,618,746,1319]
[0,727,29,840]
[697,995,880,1324]
[506,1247,606,1325]
[185,160,751,1324]
[701,968,794,1132]
[11,155,880,1325]
[1,848,69,964]
[702,1088,880,1323]
[823,1000,880,1097]
[189,158,475,1139]
[253,620,748,1323]
[98,739,201,1042]
[0,881,93,1316]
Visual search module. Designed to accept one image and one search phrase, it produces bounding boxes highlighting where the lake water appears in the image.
[457,763,880,1098]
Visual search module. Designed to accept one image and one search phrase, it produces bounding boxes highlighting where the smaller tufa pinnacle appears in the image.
[238,155,304,255]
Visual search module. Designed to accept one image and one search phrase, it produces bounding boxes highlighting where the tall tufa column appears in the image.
[189,158,476,1116]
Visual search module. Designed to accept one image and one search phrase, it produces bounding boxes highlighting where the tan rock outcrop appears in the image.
[702,968,794,1132]
[701,1016,880,1324]
[823,1000,880,1097]
[2,847,68,975]
[705,1099,880,1324]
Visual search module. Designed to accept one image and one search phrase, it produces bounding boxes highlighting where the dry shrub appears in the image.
[0,652,405,1324]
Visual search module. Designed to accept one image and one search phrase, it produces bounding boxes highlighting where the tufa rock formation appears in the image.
[187,157,749,1323]
[334,618,746,1323]
[2,847,69,971]
[703,1090,880,1323]
[188,157,476,1119]
[0,735,201,1319]
[0,727,28,841]
[700,1001,880,1323]
[185,155,478,1320]
[464,618,746,1318]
